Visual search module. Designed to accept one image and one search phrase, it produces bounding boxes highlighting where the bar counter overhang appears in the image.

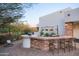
[30,36,75,51]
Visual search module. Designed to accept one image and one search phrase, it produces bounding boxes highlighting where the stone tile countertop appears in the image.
[30,36,75,40]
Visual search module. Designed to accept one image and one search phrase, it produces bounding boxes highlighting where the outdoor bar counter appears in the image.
[30,36,75,51]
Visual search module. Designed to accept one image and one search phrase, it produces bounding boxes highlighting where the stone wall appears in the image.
[31,39,49,51]
[64,22,73,36]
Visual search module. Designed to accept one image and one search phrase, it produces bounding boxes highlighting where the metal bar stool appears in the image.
[49,39,55,54]
[59,39,66,53]
[73,38,76,50]
[65,38,73,52]
[49,39,60,55]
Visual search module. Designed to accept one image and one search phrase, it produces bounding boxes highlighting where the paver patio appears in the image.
[0,40,79,56]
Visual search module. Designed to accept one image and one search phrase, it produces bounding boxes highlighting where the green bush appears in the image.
[51,32,56,35]
[50,32,57,37]
[44,33,49,37]
[40,31,44,36]
[0,34,14,44]
[0,28,9,33]
[0,35,6,44]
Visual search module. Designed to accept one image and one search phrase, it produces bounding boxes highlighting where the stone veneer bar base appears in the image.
[30,36,74,51]
[31,39,49,51]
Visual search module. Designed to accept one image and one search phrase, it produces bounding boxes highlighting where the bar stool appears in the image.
[72,38,76,50]
[59,39,66,53]
[59,38,74,52]
[65,38,73,52]
[49,39,59,54]
[49,40,55,54]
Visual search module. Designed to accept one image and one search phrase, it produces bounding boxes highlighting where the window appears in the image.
[45,29,48,31]
[60,11,62,13]
[67,14,70,16]
[49,29,53,31]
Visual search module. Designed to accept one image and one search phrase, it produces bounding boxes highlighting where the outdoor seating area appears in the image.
[30,36,76,54]
[0,3,79,56]
[0,39,78,56]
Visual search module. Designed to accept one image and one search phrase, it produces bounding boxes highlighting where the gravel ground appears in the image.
[0,40,79,56]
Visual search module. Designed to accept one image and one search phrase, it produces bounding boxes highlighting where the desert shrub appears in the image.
[51,32,56,35]
[40,31,44,36]
[44,33,49,37]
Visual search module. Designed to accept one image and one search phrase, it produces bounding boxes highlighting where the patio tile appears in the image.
[0,40,79,56]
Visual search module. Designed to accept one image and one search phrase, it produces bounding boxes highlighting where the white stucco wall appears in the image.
[65,8,79,22]
[39,8,72,36]
[65,8,79,38]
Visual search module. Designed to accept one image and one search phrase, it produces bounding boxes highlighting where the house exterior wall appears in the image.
[65,8,79,22]
[39,8,71,36]
[64,8,79,37]
[38,8,79,37]
[39,26,58,36]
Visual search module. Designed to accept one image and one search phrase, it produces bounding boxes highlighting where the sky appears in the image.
[20,3,79,27]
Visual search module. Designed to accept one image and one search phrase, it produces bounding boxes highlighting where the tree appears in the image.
[0,4,21,24]
[30,27,38,32]
[0,3,33,43]
[0,3,33,24]
[0,3,33,33]
[10,22,31,34]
